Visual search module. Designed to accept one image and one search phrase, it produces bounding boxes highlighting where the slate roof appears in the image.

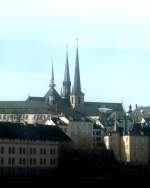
[0,101,50,114]
[44,88,61,102]
[26,97,45,102]
[0,100,123,119]
[0,100,85,120]
[76,102,124,116]
[0,122,71,142]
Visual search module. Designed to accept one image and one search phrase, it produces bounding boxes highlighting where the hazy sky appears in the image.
[0,0,150,110]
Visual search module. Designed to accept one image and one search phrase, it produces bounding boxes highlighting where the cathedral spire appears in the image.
[64,45,70,82]
[70,39,84,108]
[62,45,71,98]
[49,60,55,88]
[72,38,81,94]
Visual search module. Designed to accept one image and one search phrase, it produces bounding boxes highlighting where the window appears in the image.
[8,158,11,165]
[30,148,33,154]
[40,148,46,155]
[43,149,46,155]
[40,148,42,154]
[12,147,15,154]
[19,148,26,154]
[12,158,15,165]
[50,148,56,155]
[0,147,4,154]
[8,158,15,165]
[8,147,15,154]
[0,158,4,165]
[8,147,11,154]
[23,158,26,165]
[33,148,36,154]
[30,148,36,155]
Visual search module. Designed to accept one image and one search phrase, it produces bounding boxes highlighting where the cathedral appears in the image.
[0,43,124,123]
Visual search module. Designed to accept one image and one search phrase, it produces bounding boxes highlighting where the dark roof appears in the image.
[0,100,124,117]
[77,102,124,116]
[44,88,61,102]
[0,101,50,114]
[0,122,71,142]
[26,97,45,102]
[0,100,70,114]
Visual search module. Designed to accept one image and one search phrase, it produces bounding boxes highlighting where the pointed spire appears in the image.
[72,38,81,94]
[49,60,55,88]
[64,45,70,82]
[62,45,71,98]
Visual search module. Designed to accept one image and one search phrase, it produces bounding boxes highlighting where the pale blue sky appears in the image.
[0,0,150,110]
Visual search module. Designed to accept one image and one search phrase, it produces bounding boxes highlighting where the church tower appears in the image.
[70,40,84,108]
[48,63,56,105]
[62,46,71,99]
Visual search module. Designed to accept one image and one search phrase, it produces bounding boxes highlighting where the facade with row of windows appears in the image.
[0,122,71,171]
[0,139,58,168]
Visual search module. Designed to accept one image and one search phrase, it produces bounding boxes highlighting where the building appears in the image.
[0,122,71,175]
[104,123,150,164]
[45,115,104,151]
[0,43,124,124]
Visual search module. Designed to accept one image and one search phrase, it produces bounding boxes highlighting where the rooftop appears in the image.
[0,122,71,142]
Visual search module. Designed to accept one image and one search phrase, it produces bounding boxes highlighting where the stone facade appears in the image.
[104,133,149,164]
